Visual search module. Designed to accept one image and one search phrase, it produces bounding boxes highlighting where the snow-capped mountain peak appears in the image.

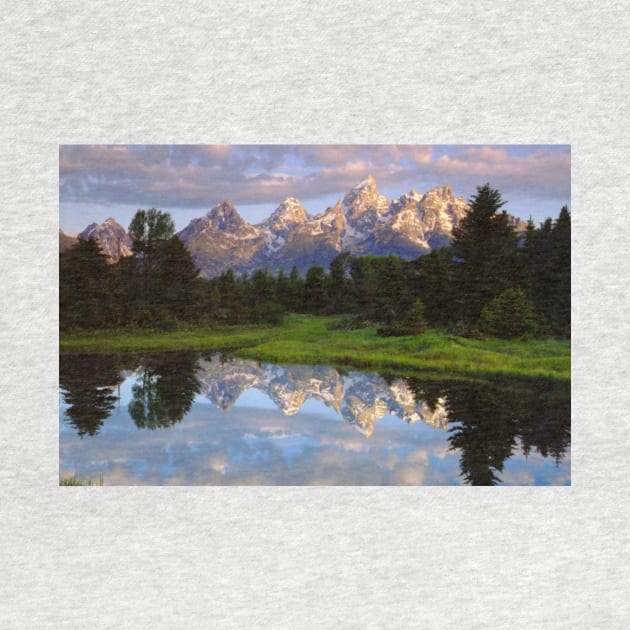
[260,197,309,232]
[63,177,530,277]
[352,175,377,191]
[207,200,253,233]
[342,174,389,219]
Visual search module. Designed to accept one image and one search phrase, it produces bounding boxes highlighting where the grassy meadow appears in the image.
[60,314,570,382]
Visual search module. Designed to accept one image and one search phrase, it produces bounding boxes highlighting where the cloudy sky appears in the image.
[59,144,571,233]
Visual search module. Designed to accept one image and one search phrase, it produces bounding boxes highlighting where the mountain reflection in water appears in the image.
[59,351,570,486]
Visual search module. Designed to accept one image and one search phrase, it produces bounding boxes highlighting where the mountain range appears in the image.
[60,177,527,277]
[59,217,133,262]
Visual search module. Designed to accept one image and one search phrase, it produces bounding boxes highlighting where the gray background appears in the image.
[1,0,628,627]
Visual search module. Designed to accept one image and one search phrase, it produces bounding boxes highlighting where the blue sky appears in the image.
[59,144,570,233]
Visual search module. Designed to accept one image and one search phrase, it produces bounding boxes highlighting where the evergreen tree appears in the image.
[60,237,115,329]
[251,268,276,303]
[412,248,454,327]
[520,207,570,334]
[327,252,354,313]
[128,208,176,308]
[276,269,290,309]
[153,235,200,319]
[379,255,411,323]
[304,265,327,312]
[451,184,519,324]
[479,288,538,338]
[287,266,304,312]
[350,256,380,321]
[551,206,571,331]
[217,268,237,320]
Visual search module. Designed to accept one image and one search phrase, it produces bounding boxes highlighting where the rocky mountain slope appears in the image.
[60,218,133,262]
[61,178,527,275]
[58,229,77,252]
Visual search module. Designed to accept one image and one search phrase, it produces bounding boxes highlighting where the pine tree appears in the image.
[328,252,353,313]
[153,235,200,319]
[60,237,115,329]
[304,265,327,313]
[287,266,304,312]
[128,208,176,308]
[551,206,571,331]
[451,184,519,325]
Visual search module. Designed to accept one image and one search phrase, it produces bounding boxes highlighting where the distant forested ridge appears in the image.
[60,185,570,339]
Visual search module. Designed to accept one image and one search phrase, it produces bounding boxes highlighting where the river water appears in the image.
[59,351,570,485]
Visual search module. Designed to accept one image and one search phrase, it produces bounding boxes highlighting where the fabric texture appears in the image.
[1,1,628,627]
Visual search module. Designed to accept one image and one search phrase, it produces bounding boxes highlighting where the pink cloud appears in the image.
[59,144,570,215]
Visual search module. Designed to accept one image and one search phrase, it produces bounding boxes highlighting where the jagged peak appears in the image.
[272,197,308,219]
[313,200,343,221]
[280,196,302,206]
[342,175,389,221]
[80,218,126,237]
[345,175,378,201]
[207,200,250,231]
[256,197,309,234]
[351,175,377,191]
[208,199,238,217]
[423,184,455,201]
[396,189,423,205]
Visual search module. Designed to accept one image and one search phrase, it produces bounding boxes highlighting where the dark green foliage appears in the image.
[327,252,355,313]
[128,208,176,257]
[128,352,200,429]
[404,299,427,334]
[60,238,117,330]
[411,248,454,327]
[251,301,285,325]
[127,210,195,314]
[395,375,570,485]
[153,235,201,317]
[304,265,327,312]
[520,207,571,334]
[59,192,570,339]
[479,288,538,338]
[326,314,370,331]
[451,184,520,323]
[286,266,304,312]
[350,255,413,323]
[377,299,427,337]
[59,353,123,436]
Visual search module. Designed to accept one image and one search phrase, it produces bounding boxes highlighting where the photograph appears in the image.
[6,1,630,626]
[59,144,571,485]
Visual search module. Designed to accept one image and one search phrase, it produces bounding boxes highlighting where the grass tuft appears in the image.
[60,315,570,382]
[60,475,104,486]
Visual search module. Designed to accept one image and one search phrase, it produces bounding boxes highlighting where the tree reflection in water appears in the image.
[128,352,201,429]
[403,376,570,485]
[59,354,123,437]
[60,352,570,484]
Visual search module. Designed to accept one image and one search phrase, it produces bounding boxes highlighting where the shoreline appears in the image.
[60,315,570,382]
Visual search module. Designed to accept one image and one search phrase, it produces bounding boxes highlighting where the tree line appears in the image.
[60,184,570,338]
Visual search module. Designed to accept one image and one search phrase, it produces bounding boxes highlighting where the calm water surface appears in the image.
[59,351,570,485]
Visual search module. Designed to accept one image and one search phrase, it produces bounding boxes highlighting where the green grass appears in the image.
[60,314,570,381]
[60,475,104,486]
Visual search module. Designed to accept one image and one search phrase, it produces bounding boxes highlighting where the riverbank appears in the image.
[60,315,570,382]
